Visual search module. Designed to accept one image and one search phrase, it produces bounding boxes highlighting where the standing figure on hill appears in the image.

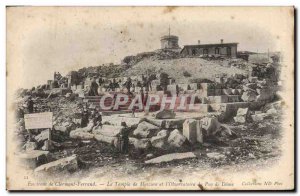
[125,77,132,94]
[147,77,152,91]
[98,77,104,87]
[81,108,89,128]
[118,122,129,153]
[92,111,102,130]
[112,78,119,91]
[159,72,169,93]
[89,78,99,96]
[27,97,34,114]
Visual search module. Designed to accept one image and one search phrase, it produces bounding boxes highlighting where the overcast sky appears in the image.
[7,7,291,89]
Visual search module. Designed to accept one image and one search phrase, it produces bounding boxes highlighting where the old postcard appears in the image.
[6,6,294,191]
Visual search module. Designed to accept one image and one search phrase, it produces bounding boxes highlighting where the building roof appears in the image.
[160,35,179,40]
[182,43,238,49]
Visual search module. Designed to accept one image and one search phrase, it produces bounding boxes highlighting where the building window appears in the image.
[203,49,208,55]
[192,49,196,56]
[215,48,220,54]
[227,47,231,56]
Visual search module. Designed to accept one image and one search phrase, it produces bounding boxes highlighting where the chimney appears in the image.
[221,39,224,44]
[198,40,201,45]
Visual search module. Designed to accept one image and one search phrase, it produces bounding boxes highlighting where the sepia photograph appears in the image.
[6,6,295,191]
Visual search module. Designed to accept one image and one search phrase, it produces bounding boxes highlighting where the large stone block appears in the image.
[35,129,50,143]
[241,91,257,102]
[34,155,78,173]
[150,130,168,149]
[167,129,187,147]
[69,129,94,140]
[94,134,117,145]
[145,152,196,164]
[200,117,221,136]
[92,125,123,137]
[183,119,203,144]
[236,107,249,116]
[183,119,197,144]
[233,116,247,123]
[23,142,38,151]
[133,121,160,138]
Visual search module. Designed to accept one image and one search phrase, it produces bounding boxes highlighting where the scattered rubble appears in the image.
[14,50,283,174]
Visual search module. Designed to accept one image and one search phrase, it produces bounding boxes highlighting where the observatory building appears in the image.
[160,35,180,49]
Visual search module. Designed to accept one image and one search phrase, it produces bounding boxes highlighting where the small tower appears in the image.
[160,26,180,50]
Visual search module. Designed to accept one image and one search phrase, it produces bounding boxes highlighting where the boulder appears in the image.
[92,125,123,137]
[129,138,151,149]
[234,107,250,123]
[41,140,50,151]
[94,134,117,146]
[34,129,50,143]
[133,121,159,138]
[207,152,226,160]
[23,141,37,151]
[142,118,165,127]
[251,113,270,122]
[236,107,249,116]
[233,116,247,123]
[145,152,196,164]
[241,91,257,102]
[34,154,78,173]
[69,129,94,140]
[200,117,221,136]
[54,121,80,133]
[155,109,176,119]
[150,130,168,149]
[167,129,187,148]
